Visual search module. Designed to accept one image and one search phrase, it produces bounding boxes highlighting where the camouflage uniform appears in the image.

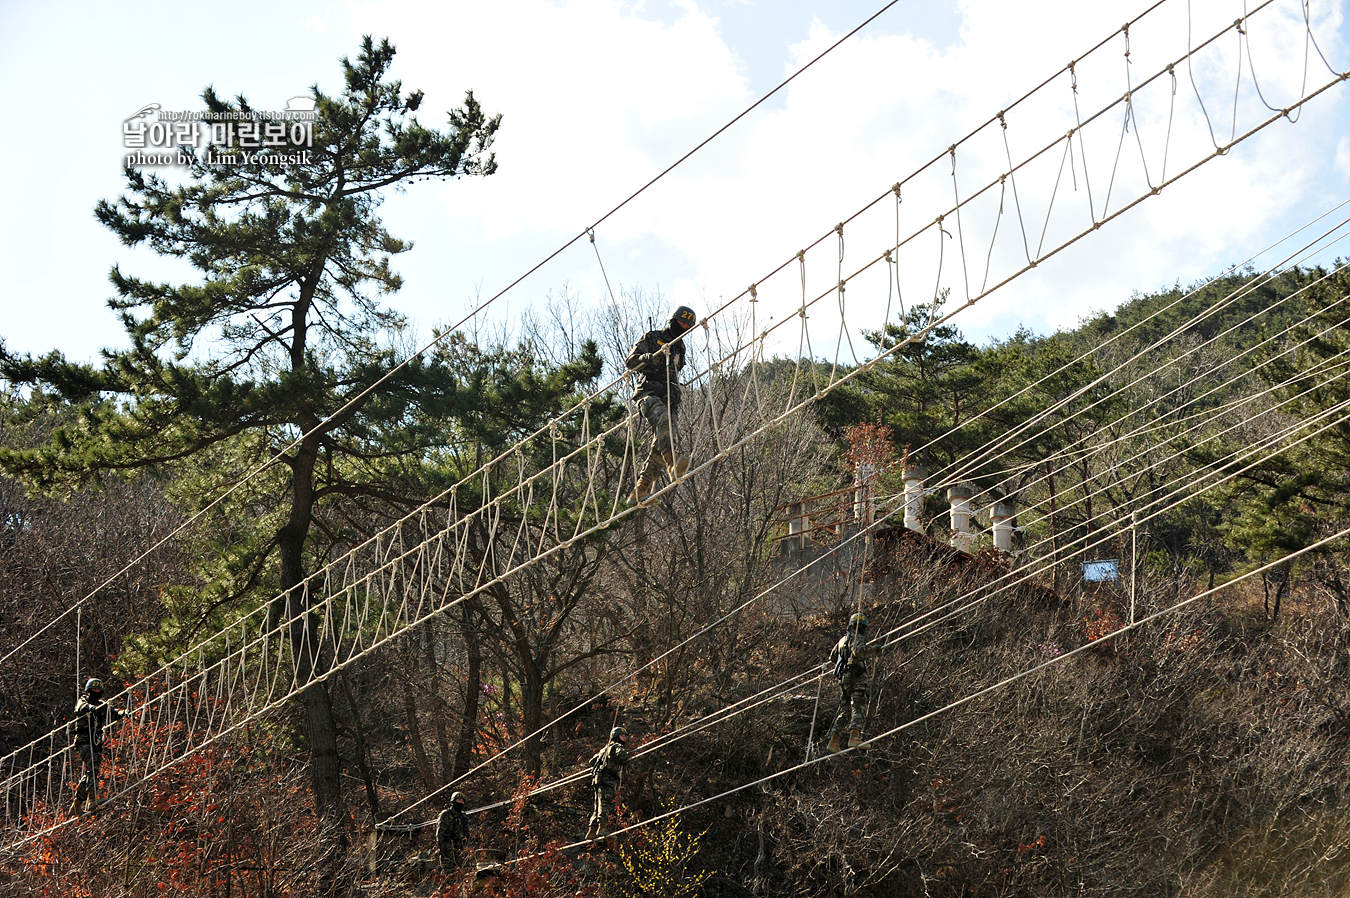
[585,733,629,839]
[826,629,871,749]
[436,802,470,869]
[627,326,687,464]
[69,688,123,813]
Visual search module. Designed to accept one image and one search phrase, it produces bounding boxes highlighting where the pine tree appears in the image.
[0,36,500,836]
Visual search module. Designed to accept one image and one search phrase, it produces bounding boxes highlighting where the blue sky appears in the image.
[2,0,1348,366]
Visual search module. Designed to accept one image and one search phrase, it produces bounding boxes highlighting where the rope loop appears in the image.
[1068,60,1078,91]
[884,248,893,263]
[748,283,758,302]
[834,222,844,236]
[838,279,847,294]
[586,227,595,244]
[1234,17,1245,35]
[998,110,1007,129]
[1122,23,1131,59]
[891,182,902,199]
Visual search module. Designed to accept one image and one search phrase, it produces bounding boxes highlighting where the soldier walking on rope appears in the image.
[626,305,698,505]
[584,726,630,841]
[68,678,124,815]
[825,613,871,753]
[436,791,471,869]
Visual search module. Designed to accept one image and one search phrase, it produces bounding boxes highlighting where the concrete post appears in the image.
[787,501,808,552]
[903,465,927,533]
[947,483,975,554]
[992,500,1016,554]
[854,462,877,526]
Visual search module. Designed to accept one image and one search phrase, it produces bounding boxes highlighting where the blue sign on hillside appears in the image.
[1082,559,1119,582]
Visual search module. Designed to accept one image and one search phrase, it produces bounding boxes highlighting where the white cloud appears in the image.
[1336,135,1350,179]
[348,0,1350,354]
[4,0,1348,363]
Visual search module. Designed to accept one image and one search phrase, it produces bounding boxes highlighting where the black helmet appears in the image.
[451,791,465,806]
[84,678,104,696]
[670,306,697,333]
[610,725,629,744]
[848,612,868,632]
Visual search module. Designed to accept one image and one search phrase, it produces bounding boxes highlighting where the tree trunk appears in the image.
[1271,564,1290,622]
[520,658,546,780]
[399,643,435,791]
[337,670,381,820]
[277,432,346,837]
[452,601,483,780]
[425,627,452,785]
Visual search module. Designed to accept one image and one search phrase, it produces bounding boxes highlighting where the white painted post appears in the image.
[992,500,1016,554]
[903,465,927,532]
[947,484,975,553]
[1130,511,1138,625]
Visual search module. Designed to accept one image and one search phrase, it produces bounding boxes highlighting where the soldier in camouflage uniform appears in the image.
[826,613,871,753]
[436,791,471,869]
[68,678,124,815]
[584,726,630,841]
[626,306,697,505]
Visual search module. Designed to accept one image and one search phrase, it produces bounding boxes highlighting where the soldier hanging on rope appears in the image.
[584,725,630,842]
[68,678,125,815]
[436,791,472,870]
[825,613,871,753]
[626,306,698,505]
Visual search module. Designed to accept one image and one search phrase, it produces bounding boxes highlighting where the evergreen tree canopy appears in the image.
[0,35,500,832]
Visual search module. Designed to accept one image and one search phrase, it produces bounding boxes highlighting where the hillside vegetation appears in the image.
[5,260,1350,896]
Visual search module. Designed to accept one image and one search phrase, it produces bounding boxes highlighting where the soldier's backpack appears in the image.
[589,746,607,784]
[833,634,863,680]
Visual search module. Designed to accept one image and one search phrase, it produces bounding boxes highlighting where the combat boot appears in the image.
[667,453,690,481]
[630,453,665,507]
[827,732,843,754]
[849,728,863,749]
[584,821,600,842]
[631,474,657,507]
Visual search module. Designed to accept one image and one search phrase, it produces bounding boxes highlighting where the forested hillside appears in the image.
[4,256,1350,897]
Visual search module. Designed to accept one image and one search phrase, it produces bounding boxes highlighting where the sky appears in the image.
[2,0,1349,367]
